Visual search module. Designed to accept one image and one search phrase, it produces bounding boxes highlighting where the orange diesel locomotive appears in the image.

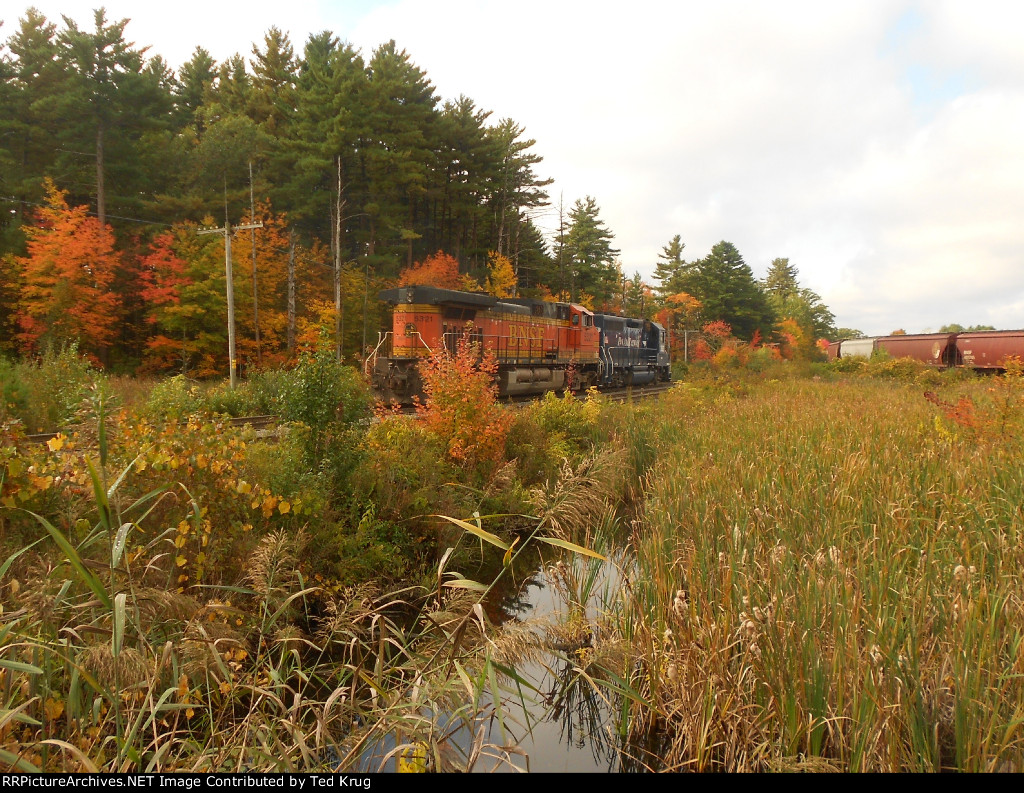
[369,286,669,404]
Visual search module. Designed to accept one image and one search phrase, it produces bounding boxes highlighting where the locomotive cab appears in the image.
[594,314,671,386]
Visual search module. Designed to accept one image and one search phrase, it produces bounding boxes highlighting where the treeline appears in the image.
[0,7,839,374]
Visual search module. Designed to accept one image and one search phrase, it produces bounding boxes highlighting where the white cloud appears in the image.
[7,0,1024,333]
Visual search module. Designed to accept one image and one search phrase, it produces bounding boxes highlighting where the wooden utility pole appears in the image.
[198,218,263,388]
[287,230,296,355]
[249,161,261,366]
[334,157,345,362]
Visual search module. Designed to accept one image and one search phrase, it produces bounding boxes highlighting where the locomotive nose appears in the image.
[388,372,408,395]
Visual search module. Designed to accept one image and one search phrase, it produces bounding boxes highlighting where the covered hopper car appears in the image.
[368,286,670,404]
[827,330,1024,371]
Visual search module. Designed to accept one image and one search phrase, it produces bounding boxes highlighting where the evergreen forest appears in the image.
[0,7,841,375]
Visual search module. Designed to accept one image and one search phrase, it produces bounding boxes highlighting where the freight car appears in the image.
[368,286,670,404]
[954,330,1024,371]
[827,330,1024,371]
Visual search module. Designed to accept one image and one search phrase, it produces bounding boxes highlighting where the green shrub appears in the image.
[280,347,372,466]
[869,356,925,380]
[204,368,294,417]
[828,356,868,374]
[204,380,256,417]
[523,389,602,459]
[144,374,207,421]
[745,347,779,373]
[352,416,454,521]
[0,358,30,425]
[6,343,95,432]
[506,410,564,486]
[940,365,978,384]
[332,504,420,586]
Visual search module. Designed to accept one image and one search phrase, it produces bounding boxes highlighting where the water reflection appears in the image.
[358,546,643,773]
[477,552,633,773]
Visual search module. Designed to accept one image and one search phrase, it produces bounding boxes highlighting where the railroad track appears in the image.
[599,382,676,403]
[25,414,280,445]
[391,381,676,416]
[26,384,677,442]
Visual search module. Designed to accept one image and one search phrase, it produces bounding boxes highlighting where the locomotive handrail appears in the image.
[365,332,393,377]
[447,331,560,362]
[604,344,642,365]
[413,331,433,355]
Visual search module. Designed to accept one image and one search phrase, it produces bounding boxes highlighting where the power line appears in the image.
[0,194,175,228]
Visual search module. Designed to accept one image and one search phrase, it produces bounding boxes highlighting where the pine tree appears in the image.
[175,47,217,132]
[485,119,553,267]
[511,216,551,294]
[248,27,298,135]
[434,96,493,264]
[653,234,686,299]
[562,196,620,305]
[2,10,62,219]
[763,257,800,301]
[762,257,836,347]
[284,33,366,245]
[363,41,439,272]
[680,241,775,341]
[623,271,650,318]
[53,9,173,226]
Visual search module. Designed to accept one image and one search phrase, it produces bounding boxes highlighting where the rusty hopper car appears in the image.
[873,332,959,367]
[954,330,1024,371]
[370,286,603,403]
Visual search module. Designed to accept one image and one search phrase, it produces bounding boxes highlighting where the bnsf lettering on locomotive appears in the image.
[509,324,543,341]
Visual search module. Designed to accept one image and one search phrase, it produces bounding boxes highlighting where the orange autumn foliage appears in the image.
[398,251,477,291]
[16,180,122,362]
[416,334,512,469]
[777,317,807,360]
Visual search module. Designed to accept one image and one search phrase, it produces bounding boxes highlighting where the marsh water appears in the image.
[358,547,639,773]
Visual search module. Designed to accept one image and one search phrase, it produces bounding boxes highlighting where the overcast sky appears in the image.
[7,0,1024,335]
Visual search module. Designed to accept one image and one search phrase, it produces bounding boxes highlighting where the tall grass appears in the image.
[0,394,614,773]
[607,375,1024,771]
